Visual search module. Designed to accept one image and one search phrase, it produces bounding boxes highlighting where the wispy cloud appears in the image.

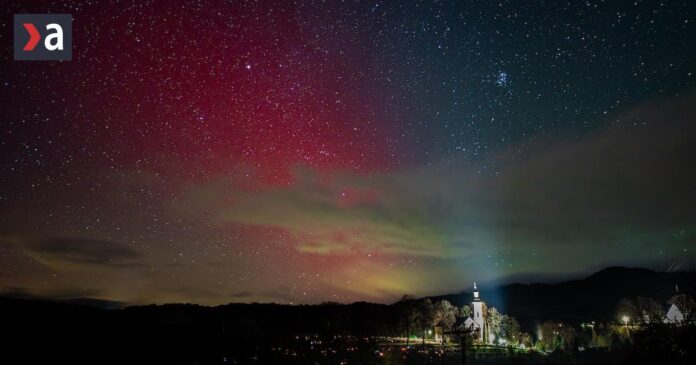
[0,233,142,269]
[175,95,696,276]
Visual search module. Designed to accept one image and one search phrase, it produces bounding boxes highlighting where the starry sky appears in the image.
[1,0,695,305]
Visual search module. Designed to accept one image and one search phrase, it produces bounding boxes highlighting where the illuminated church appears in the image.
[455,282,487,342]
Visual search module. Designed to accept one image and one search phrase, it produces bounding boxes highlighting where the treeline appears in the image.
[616,293,696,324]
[0,296,521,341]
[530,292,696,353]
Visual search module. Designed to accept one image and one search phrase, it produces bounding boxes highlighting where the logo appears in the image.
[14,14,72,61]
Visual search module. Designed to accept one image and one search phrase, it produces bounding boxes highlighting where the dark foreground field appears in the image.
[2,294,694,365]
[4,334,694,365]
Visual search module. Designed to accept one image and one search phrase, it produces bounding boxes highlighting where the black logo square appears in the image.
[14,14,72,61]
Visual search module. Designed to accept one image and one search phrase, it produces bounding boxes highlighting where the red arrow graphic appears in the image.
[22,23,40,51]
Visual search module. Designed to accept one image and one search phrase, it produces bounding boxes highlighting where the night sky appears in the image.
[1,0,695,305]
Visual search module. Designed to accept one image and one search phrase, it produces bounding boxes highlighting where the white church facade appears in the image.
[454,282,487,343]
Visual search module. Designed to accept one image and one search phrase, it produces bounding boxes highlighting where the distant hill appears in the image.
[427,266,696,326]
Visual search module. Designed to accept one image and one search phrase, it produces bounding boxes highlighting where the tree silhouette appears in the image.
[459,304,471,318]
[432,300,457,344]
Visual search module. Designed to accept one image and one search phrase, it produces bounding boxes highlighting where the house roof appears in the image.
[458,316,480,329]
[453,316,468,327]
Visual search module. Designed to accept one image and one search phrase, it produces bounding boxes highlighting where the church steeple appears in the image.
[471,281,484,342]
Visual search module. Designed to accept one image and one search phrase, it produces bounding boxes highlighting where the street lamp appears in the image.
[622,315,629,329]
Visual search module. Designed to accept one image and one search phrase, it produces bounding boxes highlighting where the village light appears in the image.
[622,315,629,328]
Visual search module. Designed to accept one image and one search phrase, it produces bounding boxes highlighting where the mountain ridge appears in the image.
[425,266,696,325]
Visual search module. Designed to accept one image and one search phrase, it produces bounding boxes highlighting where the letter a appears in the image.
[44,23,64,51]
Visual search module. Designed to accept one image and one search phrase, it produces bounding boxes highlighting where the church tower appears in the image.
[471,282,484,341]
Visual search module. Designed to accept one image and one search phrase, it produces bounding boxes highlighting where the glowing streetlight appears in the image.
[622,315,629,329]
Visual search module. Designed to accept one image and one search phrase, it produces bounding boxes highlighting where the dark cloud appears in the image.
[0,286,100,299]
[0,233,142,269]
[230,291,253,298]
[0,286,124,308]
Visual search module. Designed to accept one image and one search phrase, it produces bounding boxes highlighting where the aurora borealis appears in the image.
[1,0,695,305]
